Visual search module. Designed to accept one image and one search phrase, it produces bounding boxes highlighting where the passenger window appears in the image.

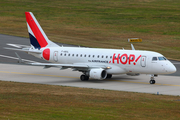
[76,54,78,57]
[106,56,108,58]
[84,55,86,57]
[89,55,91,57]
[102,56,104,58]
[64,54,66,56]
[97,55,99,58]
[72,54,74,57]
[110,56,112,59]
[80,54,82,57]
[152,57,157,61]
[93,55,95,58]
[68,54,70,56]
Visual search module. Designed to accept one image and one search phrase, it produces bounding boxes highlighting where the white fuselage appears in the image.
[31,47,177,75]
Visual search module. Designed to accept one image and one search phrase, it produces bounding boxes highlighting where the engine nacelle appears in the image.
[89,68,107,80]
[126,73,140,76]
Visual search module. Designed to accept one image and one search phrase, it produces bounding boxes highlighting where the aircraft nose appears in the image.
[168,64,177,73]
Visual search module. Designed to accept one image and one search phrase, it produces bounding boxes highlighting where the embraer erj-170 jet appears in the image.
[5,12,176,84]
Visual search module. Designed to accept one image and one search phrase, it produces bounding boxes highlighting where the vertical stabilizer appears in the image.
[25,12,59,49]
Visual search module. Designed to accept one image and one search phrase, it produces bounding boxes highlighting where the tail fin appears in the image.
[25,12,59,49]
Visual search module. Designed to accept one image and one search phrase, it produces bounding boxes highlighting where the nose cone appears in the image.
[168,63,177,74]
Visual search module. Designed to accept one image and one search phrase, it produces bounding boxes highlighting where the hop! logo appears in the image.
[110,53,141,65]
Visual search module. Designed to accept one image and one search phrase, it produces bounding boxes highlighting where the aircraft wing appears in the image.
[30,62,109,71]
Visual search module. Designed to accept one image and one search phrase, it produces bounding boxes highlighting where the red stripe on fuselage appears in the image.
[135,55,141,62]
[25,12,48,48]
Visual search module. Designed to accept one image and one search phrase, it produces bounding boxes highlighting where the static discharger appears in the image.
[128,38,142,42]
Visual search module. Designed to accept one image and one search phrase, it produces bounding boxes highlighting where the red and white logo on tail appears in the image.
[25,12,58,49]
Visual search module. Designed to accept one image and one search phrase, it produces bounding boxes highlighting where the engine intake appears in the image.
[89,68,107,80]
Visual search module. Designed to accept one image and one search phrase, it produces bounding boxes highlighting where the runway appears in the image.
[1,63,180,96]
[0,34,180,96]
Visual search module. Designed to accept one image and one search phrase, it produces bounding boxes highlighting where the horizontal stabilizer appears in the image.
[7,43,30,49]
[4,47,42,54]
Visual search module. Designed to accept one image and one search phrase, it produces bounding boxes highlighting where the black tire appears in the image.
[80,75,89,81]
[150,80,155,84]
[80,75,86,81]
[106,74,112,79]
[85,76,89,81]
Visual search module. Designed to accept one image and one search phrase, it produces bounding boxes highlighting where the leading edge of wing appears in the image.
[30,63,108,69]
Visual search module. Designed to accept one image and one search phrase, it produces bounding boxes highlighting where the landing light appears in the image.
[106,66,111,69]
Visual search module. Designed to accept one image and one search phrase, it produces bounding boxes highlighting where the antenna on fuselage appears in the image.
[128,38,142,50]
[131,44,135,50]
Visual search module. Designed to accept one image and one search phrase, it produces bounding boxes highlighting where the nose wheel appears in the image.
[149,79,155,84]
[149,74,157,84]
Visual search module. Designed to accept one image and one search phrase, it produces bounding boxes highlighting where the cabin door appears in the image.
[53,51,58,62]
[141,56,146,67]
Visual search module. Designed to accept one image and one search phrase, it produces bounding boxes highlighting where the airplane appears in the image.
[5,12,177,84]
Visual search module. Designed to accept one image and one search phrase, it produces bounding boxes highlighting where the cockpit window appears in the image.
[158,57,167,61]
[152,57,157,61]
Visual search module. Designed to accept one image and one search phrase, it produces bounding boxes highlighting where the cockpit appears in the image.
[152,56,167,61]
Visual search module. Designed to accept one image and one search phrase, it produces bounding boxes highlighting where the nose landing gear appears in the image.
[149,74,158,84]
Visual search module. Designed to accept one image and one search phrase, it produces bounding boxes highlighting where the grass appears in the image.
[0,80,180,120]
[0,0,180,60]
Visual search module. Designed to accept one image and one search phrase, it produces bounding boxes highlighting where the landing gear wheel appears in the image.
[80,75,89,81]
[149,74,156,84]
[106,74,112,79]
[149,80,155,84]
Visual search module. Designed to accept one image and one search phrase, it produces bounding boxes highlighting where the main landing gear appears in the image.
[106,74,112,79]
[149,74,158,84]
[80,74,89,81]
[80,74,112,81]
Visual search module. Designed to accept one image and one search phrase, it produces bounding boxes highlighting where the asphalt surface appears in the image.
[0,34,180,96]
[0,63,180,96]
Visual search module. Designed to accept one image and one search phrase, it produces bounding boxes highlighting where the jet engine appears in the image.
[89,68,107,80]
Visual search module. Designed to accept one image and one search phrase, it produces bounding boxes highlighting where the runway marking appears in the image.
[1,70,180,87]
[0,54,38,63]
